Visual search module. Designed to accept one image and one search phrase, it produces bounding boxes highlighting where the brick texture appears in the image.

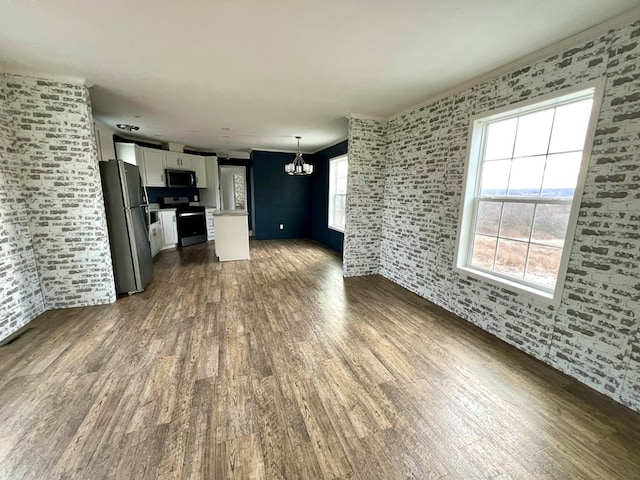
[343,116,387,276]
[345,19,640,412]
[0,77,45,339]
[0,74,115,341]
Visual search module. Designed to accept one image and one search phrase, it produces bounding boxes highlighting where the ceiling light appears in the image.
[285,136,313,176]
[116,123,140,132]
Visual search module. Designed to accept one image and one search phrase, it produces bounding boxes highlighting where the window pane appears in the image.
[475,201,502,236]
[480,159,510,196]
[541,152,582,197]
[499,202,534,241]
[485,118,517,160]
[233,174,245,209]
[471,235,497,269]
[338,160,348,178]
[495,239,528,278]
[513,109,554,157]
[531,204,571,247]
[461,88,597,297]
[525,244,562,288]
[329,157,348,230]
[337,176,347,195]
[548,99,593,154]
[507,156,545,196]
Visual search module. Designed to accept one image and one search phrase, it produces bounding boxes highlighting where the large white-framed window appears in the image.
[455,81,603,305]
[328,154,348,232]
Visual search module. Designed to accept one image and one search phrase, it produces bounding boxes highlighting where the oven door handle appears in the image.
[178,212,205,217]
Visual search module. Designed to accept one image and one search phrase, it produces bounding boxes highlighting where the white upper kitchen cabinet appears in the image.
[191,155,207,188]
[198,156,220,208]
[166,152,192,170]
[115,142,137,165]
[94,122,116,161]
[115,143,166,187]
[140,147,167,187]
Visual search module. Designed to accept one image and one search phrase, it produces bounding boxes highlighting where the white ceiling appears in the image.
[0,1,638,154]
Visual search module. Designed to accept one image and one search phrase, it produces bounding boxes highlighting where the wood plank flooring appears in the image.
[1,239,640,479]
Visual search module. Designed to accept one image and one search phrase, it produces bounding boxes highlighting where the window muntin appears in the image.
[456,85,600,303]
[329,155,348,232]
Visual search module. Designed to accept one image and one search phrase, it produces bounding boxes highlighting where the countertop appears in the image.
[212,209,249,216]
[189,202,217,209]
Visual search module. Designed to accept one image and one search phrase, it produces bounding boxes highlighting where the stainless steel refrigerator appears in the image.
[99,159,153,295]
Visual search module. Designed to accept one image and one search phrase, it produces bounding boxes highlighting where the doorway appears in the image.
[219,165,247,210]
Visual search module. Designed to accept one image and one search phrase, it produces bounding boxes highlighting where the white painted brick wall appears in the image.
[0,74,116,341]
[0,78,45,339]
[345,19,640,412]
[343,116,387,277]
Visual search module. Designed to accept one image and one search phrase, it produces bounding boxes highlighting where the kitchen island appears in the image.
[213,210,250,261]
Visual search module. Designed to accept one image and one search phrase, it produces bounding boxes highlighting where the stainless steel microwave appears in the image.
[166,169,196,188]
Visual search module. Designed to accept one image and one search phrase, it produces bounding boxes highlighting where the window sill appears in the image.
[454,266,560,308]
[328,225,345,233]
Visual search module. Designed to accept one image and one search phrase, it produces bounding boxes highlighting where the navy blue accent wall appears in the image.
[310,140,347,253]
[252,150,312,240]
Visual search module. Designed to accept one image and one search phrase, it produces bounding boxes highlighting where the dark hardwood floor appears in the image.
[1,239,640,479]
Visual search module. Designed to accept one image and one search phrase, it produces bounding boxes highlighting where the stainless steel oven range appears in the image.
[160,196,207,247]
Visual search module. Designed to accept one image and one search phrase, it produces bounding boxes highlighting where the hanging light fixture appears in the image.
[285,136,313,175]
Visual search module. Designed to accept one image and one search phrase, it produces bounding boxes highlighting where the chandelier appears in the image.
[285,136,313,175]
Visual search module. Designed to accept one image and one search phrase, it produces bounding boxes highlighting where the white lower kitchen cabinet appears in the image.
[149,222,163,257]
[159,209,178,248]
[205,208,215,240]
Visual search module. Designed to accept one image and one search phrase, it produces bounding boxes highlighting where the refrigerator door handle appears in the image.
[142,183,151,230]
[142,205,150,240]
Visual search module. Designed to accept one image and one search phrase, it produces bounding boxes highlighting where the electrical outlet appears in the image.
[279,224,284,230]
